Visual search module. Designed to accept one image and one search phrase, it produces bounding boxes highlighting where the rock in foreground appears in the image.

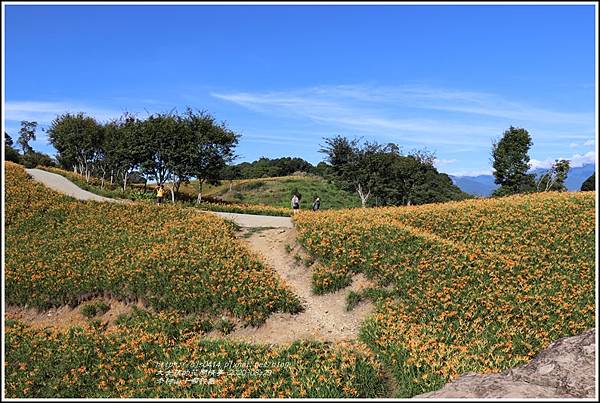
[415,329,596,398]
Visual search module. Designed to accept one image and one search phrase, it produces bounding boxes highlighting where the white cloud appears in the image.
[447,168,494,177]
[434,158,457,168]
[213,90,498,147]
[569,151,596,167]
[529,150,596,170]
[568,139,596,149]
[583,139,595,147]
[3,101,129,125]
[528,159,557,170]
[212,84,595,148]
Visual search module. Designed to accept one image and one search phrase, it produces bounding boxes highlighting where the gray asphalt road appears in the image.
[209,211,293,228]
[26,168,122,203]
[26,168,294,227]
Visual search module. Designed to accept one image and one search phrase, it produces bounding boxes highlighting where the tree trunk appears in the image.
[356,183,370,208]
[197,181,204,204]
[170,179,177,203]
[545,174,556,192]
[123,171,128,192]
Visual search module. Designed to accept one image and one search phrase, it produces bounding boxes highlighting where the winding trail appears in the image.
[22,167,373,344]
[209,211,293,228]
[26,169,123,203]
[26,168,292,228]
[13,168,596,398]
[220,227,374,344]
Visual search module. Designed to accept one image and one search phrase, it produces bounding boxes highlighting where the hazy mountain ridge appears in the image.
[449,163,595,197]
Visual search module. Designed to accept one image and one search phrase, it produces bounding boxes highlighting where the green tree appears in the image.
[21,150,56,169]
[183,108,239,203]
[4,132,21,163]
[221,164,242,192]
[138,112,181,201]
[321,136,466,207]
[138,108,239,203]
[581,173,595,191]
[17,121,38,154]
[314,161,332,177]
[110,114,147,191]
[46,113,103,182]
[5,132,13,147]
[536,159,570,192]
[491,126,536,196]
[320,136,383,207]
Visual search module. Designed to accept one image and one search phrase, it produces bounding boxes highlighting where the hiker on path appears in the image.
[156,184,165,205]
[312,196,321,211]
[291,194,300,214]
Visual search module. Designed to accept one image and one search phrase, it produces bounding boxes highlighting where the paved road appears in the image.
[209,211,293,228]
[26,168,294,228]
[26,169,121,203]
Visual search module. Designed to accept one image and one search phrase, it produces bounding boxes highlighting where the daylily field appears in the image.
[4,161,596,398]
[4,162,384,398]
[295,191,595,396]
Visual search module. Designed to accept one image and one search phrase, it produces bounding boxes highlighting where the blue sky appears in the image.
[4,3,596,176]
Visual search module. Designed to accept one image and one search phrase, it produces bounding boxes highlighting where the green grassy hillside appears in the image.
[182,175,362,210]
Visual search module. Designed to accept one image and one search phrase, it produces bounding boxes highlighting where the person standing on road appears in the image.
[291,193,300,214]
[312,196,321,211]
[156,184,165,205]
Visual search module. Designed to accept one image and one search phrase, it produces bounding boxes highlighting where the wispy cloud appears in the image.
[447,168,494,177]
[568,139,596,149]
[213,92,495,147]
[4,101,131,125]
[529,150,596,170]
[434,158,457,168]
[212,84,595,148]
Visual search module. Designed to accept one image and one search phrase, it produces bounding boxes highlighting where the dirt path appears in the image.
[20,168,372,344]
[218,227,375,345]
[5,298,143,331]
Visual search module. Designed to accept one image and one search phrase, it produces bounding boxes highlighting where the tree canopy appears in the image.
[47,108,239,201]
[17,121,38,154]
[535,159,570,192]
[491,126,536,196]
[320,135,468,207]
[4,132,21,164]
[581,173,595,191]
[234,157,316,179]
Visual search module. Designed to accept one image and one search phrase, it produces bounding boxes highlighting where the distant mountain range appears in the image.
[449,163,595,197]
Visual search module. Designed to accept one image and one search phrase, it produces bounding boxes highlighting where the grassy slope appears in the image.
[37,167,356,214]
[182,175,362,210]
